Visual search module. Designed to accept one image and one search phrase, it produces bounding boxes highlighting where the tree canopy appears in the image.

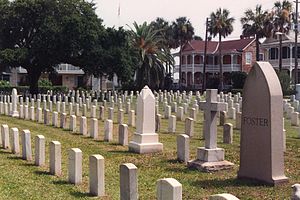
[0,0,105,93]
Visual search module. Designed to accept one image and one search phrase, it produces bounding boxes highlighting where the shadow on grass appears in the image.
[20,162,36,167]
[167,159,181,164]
[34,170,51,176]
[191,178,270,188]
[108,150,131,155]
[0,150,13,154]
[160,131,174,135]
[52,180,69,185]
[110,142,122,146]
[70,191,93,198]
[7,155,22,160]
[164,159,198,173]
[164,166,197,174]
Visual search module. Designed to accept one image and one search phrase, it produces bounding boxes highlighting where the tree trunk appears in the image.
[100,75,102,91]
[255,35,260,61]
[179,45,182,88]
[279,34,282,72]
[219,34,223,91]
[27,68,41,94]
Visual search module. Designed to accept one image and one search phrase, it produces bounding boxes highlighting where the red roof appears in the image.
[182,37,255,54]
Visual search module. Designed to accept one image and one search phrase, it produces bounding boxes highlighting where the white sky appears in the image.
[94,0,287,40]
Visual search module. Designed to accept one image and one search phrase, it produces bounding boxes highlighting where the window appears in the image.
[292,47,300,58]
[269,48,278,60]
[282,47,290,59]
[245,52,252,64]
[259,53,264,61]
[232,55,238,64]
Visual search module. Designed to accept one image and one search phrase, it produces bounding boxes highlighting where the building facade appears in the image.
[173,37,257,89]
[261,34,300,79]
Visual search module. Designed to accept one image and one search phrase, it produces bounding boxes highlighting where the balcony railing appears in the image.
[266,58,294,69]
[55,64,84,75]
[16,64,85,75]
[173,64,241,73]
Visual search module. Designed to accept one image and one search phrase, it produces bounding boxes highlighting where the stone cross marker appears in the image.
[129,85,163,154]
[11,88,19,117]
[199,89,226,149]
[188,89,234,172]
[238,62,288,185]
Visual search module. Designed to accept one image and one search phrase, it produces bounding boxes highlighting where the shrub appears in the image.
[0,85,68,94]
[0,80,11,87]
[231,72,247,89]
[276,71,296,96]
[38,79,52,87]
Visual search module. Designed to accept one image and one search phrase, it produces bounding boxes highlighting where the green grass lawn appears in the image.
[0,103,298,199]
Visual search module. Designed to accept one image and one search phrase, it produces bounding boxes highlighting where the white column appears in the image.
[192,54,195,86]
[231,54,234,72]
[185,55,188,85]
[290,44,293,79]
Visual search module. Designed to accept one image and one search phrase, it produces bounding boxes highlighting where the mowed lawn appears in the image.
[0,105,299,200]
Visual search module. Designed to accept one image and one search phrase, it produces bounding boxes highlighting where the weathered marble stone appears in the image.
[128,110,135,127]
[50,141,61,176]
[1,124,9,149]
[90,118,98,139]
[70,115,77,133]
[11,128,20,154]
[168,115,176,133]
[89,155,105,196]
[157,178,182,200]
[238,62,288,185]
[68,148,82,185]
[120,163,138,200]
[80,116,87,136]
[177,134,189,163]
[22,130,32,161]
[129,86,163,154]
[185,118,194,137]
[104,119,113,142]
[223,123,233,144]
[35,135,45,166]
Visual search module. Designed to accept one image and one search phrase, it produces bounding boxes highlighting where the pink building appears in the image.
[173,37,257,89]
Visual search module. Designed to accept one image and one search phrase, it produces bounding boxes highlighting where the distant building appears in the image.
[5,64,115,90]
[261,34,300,79]
[173,37,257,89]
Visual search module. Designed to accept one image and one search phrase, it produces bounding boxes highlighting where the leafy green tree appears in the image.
[128,21,174,90]
[0,0,105,94]
[208,8,235,91]
[171,17,194,86]
[150,18,175,75]
[241,5,268,61]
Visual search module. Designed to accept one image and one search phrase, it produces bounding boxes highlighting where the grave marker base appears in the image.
[188,147,234,172]
[237,174,288,186]
[129,133,163,154]
[188,159,234,172]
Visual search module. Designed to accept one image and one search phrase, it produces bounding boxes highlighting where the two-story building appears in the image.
[261,33,300,79]
[173,37,257,89]
[6,64,116,90]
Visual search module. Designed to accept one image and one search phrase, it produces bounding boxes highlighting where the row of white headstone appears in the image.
[0,124,179,198]
[0,124,242,199]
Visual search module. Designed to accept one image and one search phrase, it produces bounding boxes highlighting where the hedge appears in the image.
[0,86,68,94]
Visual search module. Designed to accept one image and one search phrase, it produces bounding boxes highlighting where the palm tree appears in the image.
[241,5,268,61]
[128,21,174,90]
[171,17,194,87]
[208,8,235,91]
[151,18,173,74]
[273,0,292,71]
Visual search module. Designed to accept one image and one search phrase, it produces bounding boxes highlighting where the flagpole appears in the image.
[118,0,121,27]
